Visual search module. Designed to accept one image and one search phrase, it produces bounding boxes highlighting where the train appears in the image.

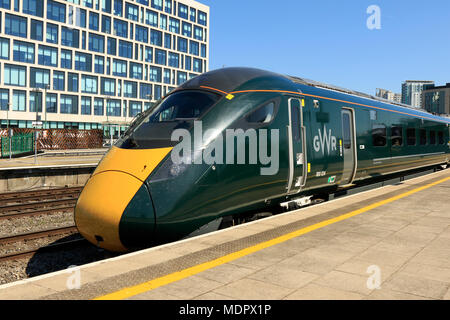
[74,67,450,252]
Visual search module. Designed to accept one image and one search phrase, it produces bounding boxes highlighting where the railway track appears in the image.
[0,186,82,220]
[0,225,87,263]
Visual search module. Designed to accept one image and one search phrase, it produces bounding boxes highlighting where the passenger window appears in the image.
[391,126,403,146]
[342,113,351,149]
[290,102,301,141]
[419,129,427,145]
[407,128,416,146]
[372,124,386,147]
[430,131,436,145]
[438,131,444,144]
[246,102,275,124]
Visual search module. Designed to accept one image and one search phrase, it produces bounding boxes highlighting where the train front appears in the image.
[74,89,222,252]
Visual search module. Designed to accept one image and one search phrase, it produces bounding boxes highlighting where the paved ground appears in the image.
[0,169,449,300]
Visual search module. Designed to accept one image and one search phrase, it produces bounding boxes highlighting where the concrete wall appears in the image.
[0,167,95,192]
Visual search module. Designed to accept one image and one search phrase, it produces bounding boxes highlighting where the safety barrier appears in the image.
[0,133,34,158]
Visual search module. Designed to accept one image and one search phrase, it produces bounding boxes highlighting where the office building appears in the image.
[401,80,434,108]
[422,83,450,115]
[0,0,209,134]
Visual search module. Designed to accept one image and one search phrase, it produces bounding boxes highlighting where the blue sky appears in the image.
[197,0,450,95]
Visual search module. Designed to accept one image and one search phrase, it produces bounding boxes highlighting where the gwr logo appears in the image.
[313,125,337,155]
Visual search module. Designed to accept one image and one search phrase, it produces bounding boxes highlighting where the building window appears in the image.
[0,0,10,9]
[38,45,58,67]
[201,44,207,58]
[53,71,65,90]
[5,14,27,38]
[194,27,203,41]
[75,52,92,72]
[125,3,138,21]
[190,8,196,22]
[5,64,26,86]
[113,0,122,16]
[12,90,26,111]
[81,96,91,115]
[193,58,202,73]
[46,23,58,44]
[0,89,9,110]
[112,59,127,77]
[155,49,166,65]
[107,37,117,55]
[145,46,152,62]
[149,66,161,82]
[94,56,104,74]
[135,25,148,43]
[168,52,179,68]
[30,67,50,88]
[190,40,199,55]
[139,83,152,99]
[150,29,162,46]
[88,33,105,53]
[129,62,142,80]
[61,27,80,48]
[123,81,137,98]
[372,124,386,147]
[0,38,10,60]
[198,11,207,26]
[46,93,57,113]
[81,75,98,93]
[177,71,187,85]
[169,17,180,33]
[67,73,79,92]
[94,98,103,115]
[31,20,43,41]
[407,128,416,146]
[47,0,66,23]
[107,99,120,116]
[89,12,99,30]
[13,40,35,64]
[151,0,162,10]
[159,14,167,30]
[101,77,115,95]
[182,22,192,37]
[145,9,158,27]
[113,18,128,38]
[164,33,171,49]
[118,40,132,58]
[60,94,78,114]
[164,0,171,13]
[29,90,42,112]
[129,101,142,117]
[102,15,111,34]
[102,0,111,13]
[61,50,72,69]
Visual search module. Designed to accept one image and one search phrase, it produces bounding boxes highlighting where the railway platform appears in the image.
[0,149,105,192]
[0,169,449,300]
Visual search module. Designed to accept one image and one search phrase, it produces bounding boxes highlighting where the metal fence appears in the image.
[0,133,35,158]
[0,128,103,157]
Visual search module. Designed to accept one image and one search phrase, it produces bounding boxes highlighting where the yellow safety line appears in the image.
[94,175,450,300]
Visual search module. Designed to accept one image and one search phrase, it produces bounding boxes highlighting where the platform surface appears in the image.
[0,169,449,300]
[0,149,105,170]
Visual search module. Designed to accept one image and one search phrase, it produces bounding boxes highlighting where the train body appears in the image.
[75,68,450,252]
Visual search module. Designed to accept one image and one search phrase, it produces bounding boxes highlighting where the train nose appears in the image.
[75,171,144,252]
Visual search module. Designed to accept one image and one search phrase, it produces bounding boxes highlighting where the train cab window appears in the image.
[372,124,386,147]
[419,129,427,145]
[391,126,403,146]
[342,113,351,149]
[438,131,444,144]
[430,131,436,145]
[246,102,274,124]
[407,128,416,146]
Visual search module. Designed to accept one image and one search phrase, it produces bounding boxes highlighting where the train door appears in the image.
[340,108,357,185]
[287,98,307,194]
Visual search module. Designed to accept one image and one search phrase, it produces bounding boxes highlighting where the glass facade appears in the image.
[0,0,208,130]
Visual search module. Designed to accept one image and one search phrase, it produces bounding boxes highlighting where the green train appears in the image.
[75,68,450,252]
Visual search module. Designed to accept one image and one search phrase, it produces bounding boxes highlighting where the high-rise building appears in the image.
[422,83,450,115]
[0,0,209,134]
[401,80,434,108]
[375,88,402,103]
